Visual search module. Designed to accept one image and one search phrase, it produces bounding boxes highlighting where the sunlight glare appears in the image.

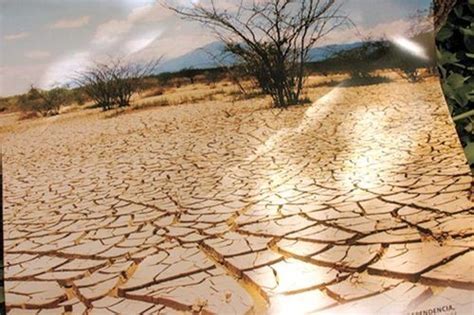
[391,36,429,60]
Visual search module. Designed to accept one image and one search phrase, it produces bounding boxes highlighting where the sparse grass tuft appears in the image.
[151,98,171,107]
[18,111,40,120]
[144,88,166,98]
[298,96,312,105]
[306,79,341,89]
[227,89,266,100]
[344,75,392,87]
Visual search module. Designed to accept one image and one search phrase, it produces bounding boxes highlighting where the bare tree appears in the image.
[167,0,347,107]
[18,85,68,116]
[74,57,160,111]
[179,68,197,84]
[408,0,457,36]
[433,0,457,31]
[332,38,390,80]
[201,47,248,94]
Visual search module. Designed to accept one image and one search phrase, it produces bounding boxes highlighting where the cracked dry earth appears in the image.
[2,78,474,315]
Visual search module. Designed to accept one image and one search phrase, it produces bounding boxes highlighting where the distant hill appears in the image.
[156,41,364,73]
[152,31,435,75]
[309,42,364,61]
[307,31,436,74]
[157,42,230,73]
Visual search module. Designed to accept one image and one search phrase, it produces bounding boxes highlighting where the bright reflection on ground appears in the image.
[270,290,335,315]
[267,258,342,314]
[340,107,389,189]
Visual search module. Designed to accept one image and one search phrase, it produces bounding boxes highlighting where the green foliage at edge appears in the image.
[437,0,474,169]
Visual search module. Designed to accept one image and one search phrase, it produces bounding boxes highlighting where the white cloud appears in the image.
[4,32,29,41]
[128,3,156,21]
[132,32,215,60]
[25,50,51,60]
[92,3,171,46]
[40,3,170,90]
[50,16,91,29]
[124,31,162,55]
[0,63,49,96]
[92,19,134,46]
[362,19,413,39]
[40,51,91,88]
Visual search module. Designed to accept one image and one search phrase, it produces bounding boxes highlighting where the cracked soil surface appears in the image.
[2,78,474,314]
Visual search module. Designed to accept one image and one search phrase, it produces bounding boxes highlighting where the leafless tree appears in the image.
[167,0,347,107]
[18,85,68,116]
[73,57,160,111]
[433,0,457,31]
[180,68,197,84]
[407,0,457,37]
[407,9,434,37]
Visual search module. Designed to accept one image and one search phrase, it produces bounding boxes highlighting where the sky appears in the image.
[0,0,433,96]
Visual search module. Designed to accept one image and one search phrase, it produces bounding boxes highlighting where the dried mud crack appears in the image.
[2,79,473,314]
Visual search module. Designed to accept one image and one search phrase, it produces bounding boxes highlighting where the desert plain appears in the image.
[2,73,473,314]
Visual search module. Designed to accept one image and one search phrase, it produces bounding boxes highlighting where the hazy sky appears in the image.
[0,0,432,96]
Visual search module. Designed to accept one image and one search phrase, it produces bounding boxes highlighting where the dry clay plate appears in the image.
[2,73,473,314]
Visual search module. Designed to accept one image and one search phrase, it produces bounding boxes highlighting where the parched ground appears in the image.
[2,77,473,314]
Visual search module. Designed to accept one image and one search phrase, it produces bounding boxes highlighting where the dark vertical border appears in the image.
[0,148,4,314]
[435,0,474,177]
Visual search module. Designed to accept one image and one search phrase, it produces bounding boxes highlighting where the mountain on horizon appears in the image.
[156,41,363,73]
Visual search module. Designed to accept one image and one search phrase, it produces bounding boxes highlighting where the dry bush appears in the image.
[144,88,166,98]
[344,75,392,87]
[74,57,160,111]
[138,88,229,110]
[18,86,68,117]
[0,97,13,112]
[18,111,40,120]
[227,89,266,101]
[70,88,87,105]
[168,0,347,107]
[306,79,341,89]
[137,98,170,110]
